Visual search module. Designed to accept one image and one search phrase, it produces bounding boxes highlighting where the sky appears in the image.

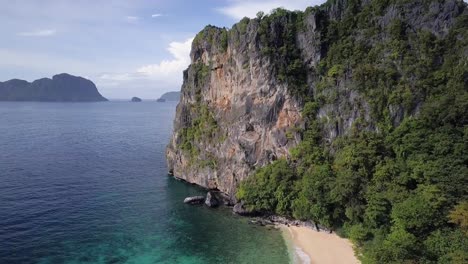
[0,0,326,99]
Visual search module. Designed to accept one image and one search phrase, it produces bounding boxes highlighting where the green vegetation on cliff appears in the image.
[178,62,221,168]
[237,1,468,263]
[257,8,310,99]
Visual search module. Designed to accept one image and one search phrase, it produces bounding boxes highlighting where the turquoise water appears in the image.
[0,102,290,264]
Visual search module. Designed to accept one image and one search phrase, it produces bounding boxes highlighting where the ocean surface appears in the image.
[0,102,290,264]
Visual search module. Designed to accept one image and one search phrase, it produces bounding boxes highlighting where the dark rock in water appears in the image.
[249,219,273,226]
[183,196,205,205]
[0,73,107,102]
[206,190,232,206]
[205,191,219,207]
[219,194,233,206]
[156,98,166,102]
[233,201,252,215]
[131,97,142,102]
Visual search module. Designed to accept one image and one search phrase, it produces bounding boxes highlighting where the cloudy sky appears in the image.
[0,0,325,99]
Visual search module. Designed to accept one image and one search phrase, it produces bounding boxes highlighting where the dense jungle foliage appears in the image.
[237,0,468,263]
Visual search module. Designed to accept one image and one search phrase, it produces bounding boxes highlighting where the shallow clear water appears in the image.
[0,102,290,264]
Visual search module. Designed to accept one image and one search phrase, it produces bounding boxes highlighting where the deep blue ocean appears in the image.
[0,102,290,264]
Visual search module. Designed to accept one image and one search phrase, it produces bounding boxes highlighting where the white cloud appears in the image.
[99,73,135,81]
[98,37,193,89]
[217,0,325,20]
[137,37,193,78]
[17,29,56,37]
[151,13,163,18]
[125,16,140,23]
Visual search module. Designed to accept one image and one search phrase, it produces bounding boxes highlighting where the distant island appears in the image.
[157,91,180,102]
[131,97,142,102]
[0,73,107,102]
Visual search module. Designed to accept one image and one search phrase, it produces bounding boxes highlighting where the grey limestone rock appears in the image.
[204,191,219,207]
[183,196,205,205]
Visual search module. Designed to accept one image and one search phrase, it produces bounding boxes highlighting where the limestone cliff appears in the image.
[167,0,467,202]
[166,24,303,201]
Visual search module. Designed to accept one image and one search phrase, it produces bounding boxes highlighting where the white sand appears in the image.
[281,225,360,264]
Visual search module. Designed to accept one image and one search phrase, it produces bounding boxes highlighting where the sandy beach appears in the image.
[282,225,360,264]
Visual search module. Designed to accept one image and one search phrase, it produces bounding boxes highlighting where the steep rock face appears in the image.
[0,73,107,102]
[167,0,466,201]
[166,25,303,201]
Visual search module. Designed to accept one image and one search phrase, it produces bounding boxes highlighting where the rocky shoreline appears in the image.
[183,190,333,234]
[181,188,358,263]
[247,215,333,234]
